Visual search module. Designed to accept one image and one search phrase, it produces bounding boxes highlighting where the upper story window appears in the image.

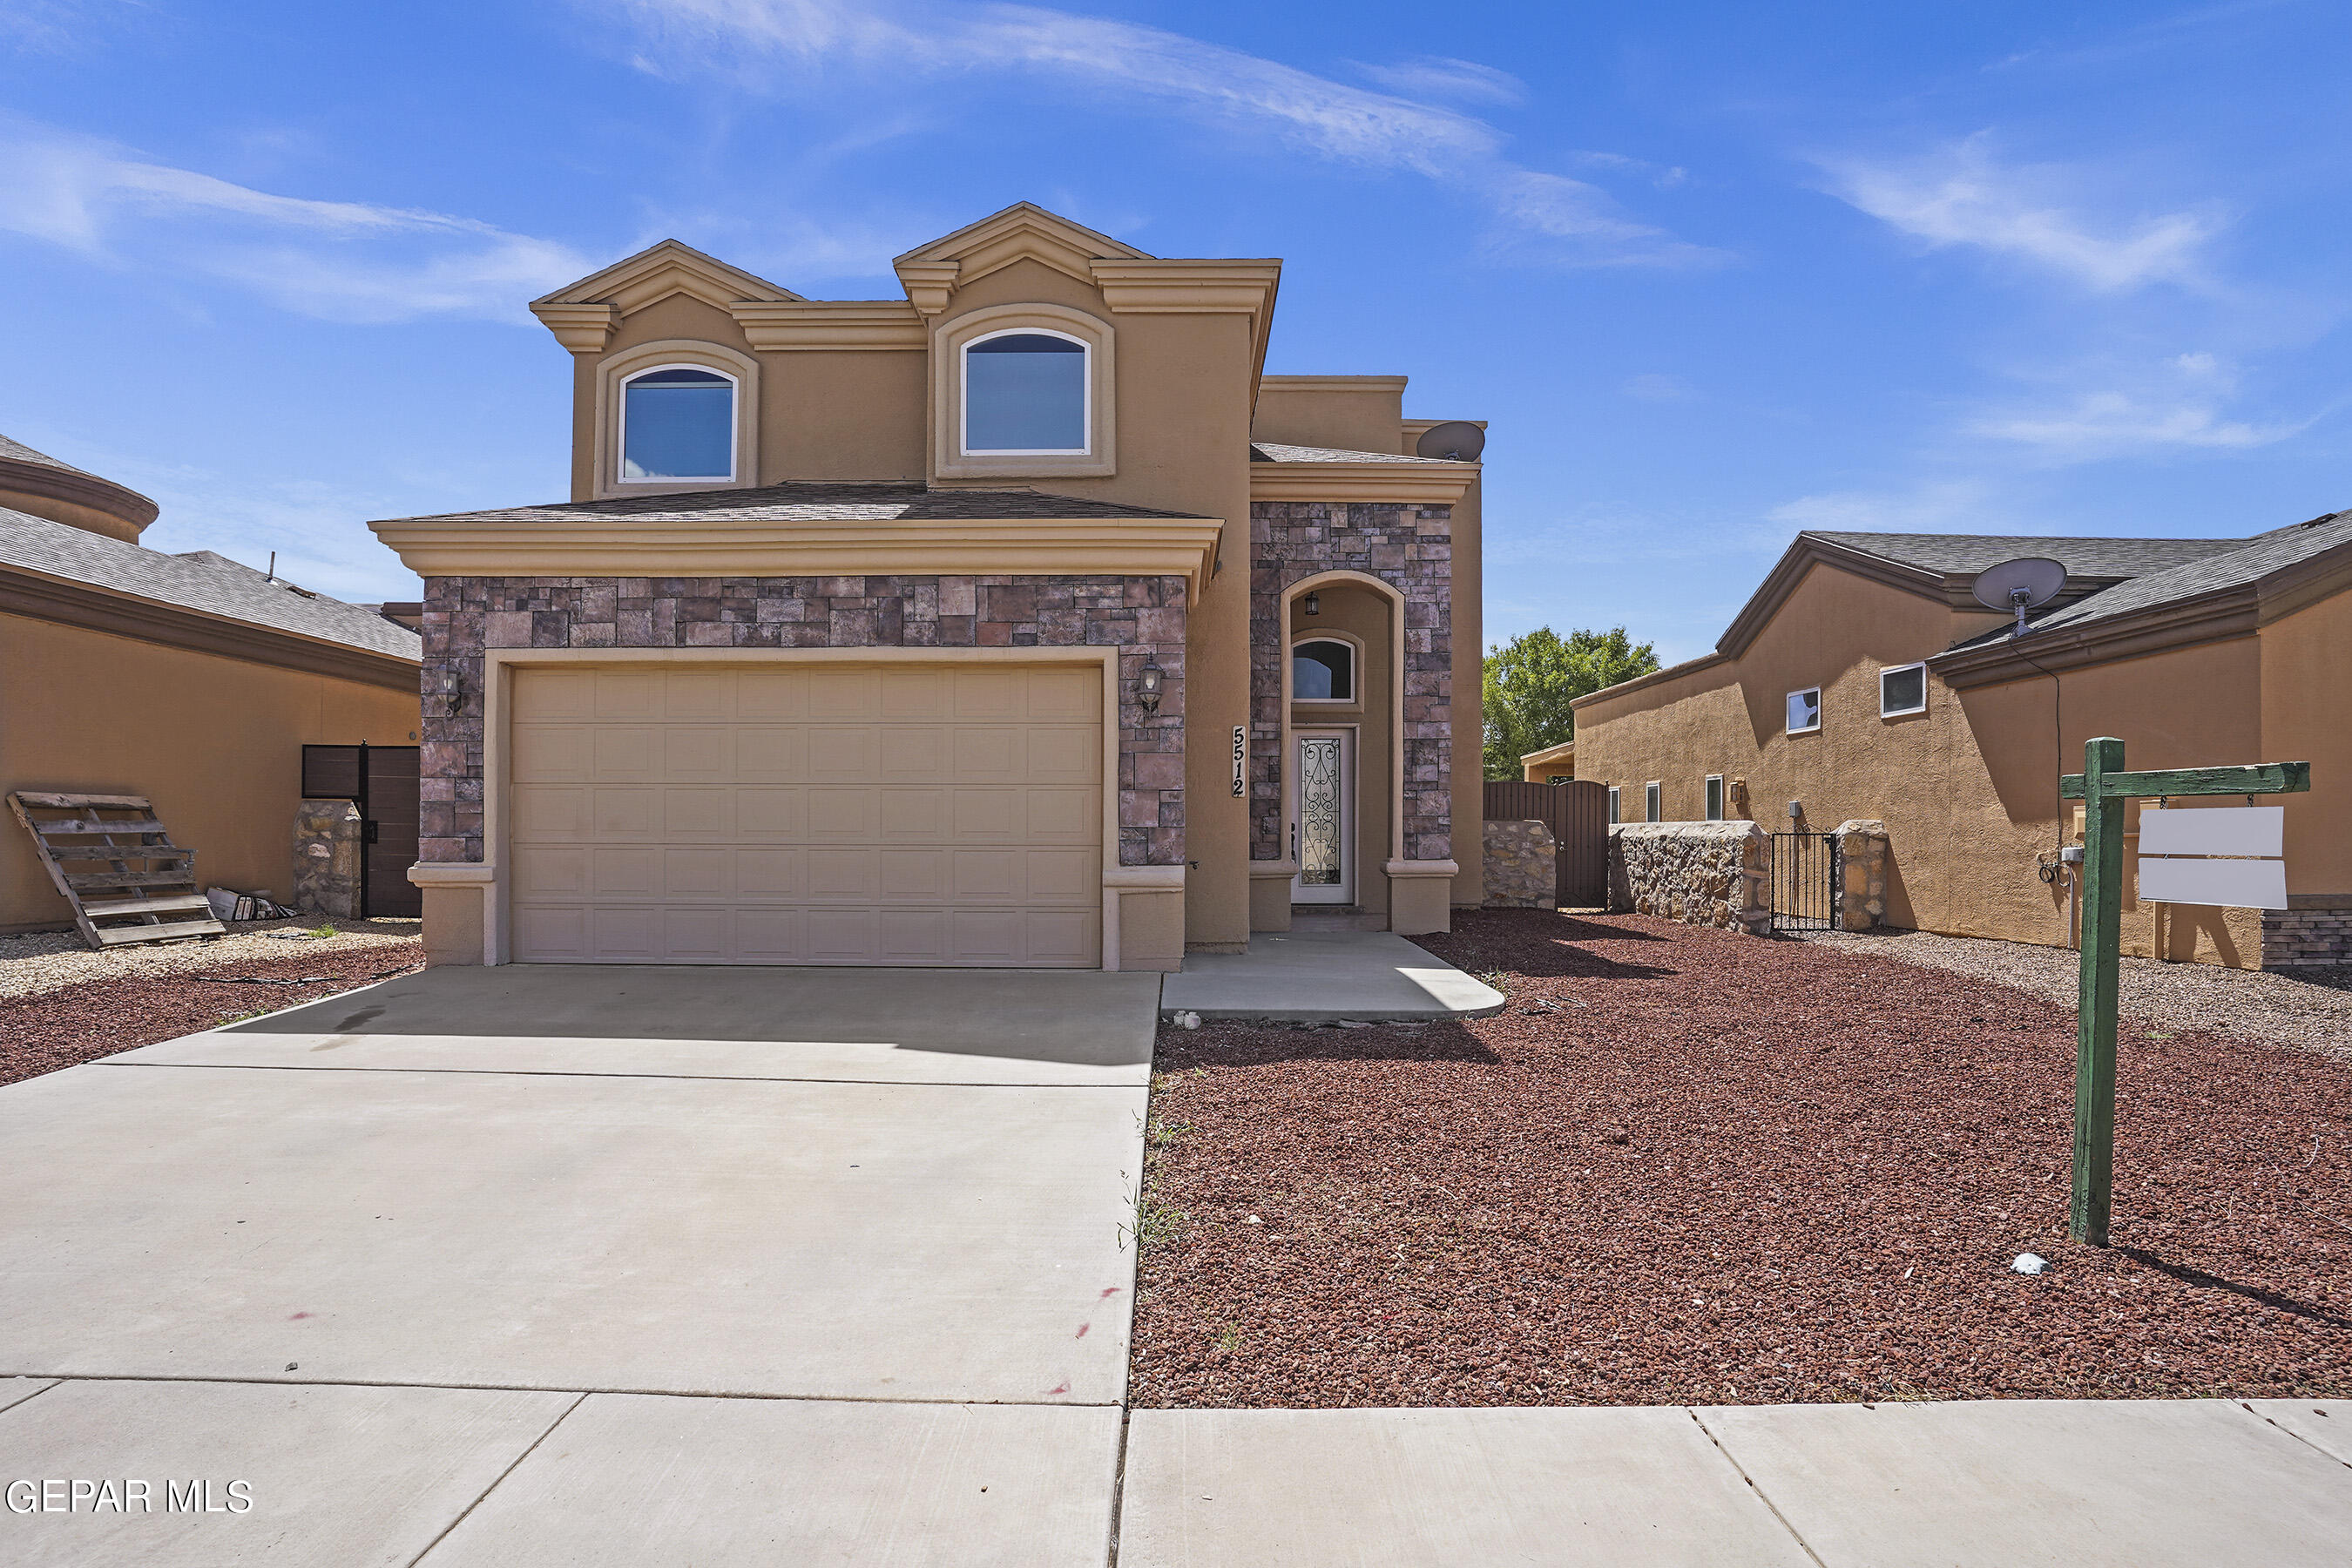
[1292,639,1355,702]
[963,331,1088,455]
[1786,686,1821,734]
[1880,663,1928,718]
[620,366,735,482]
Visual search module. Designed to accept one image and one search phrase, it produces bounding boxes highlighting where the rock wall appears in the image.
[1608,821,1768,934]
[1834,819,1890,931]
[292,798,362,917]
[1483,819,1556,908]
[2264,907,2352,969]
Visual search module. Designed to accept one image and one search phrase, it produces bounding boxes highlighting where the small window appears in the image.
[1705,774,1725,821]
[1607,786,1621,825]
[1881,663,1928,718]
[1645,781,1661,822]
[1787,687,1821,734]
[1291,639,1355,702]
[620,366,734,482]
[963,331,1087,454]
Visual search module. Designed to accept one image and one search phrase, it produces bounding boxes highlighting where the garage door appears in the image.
[507,662,1103,965]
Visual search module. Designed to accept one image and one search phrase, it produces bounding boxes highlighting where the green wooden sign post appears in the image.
[2058,740,2309,1245]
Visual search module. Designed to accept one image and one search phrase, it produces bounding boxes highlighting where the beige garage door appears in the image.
[507,662,1103,966]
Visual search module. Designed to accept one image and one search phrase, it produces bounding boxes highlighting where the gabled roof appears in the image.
[531,238,801,312]
[0,505,421,674]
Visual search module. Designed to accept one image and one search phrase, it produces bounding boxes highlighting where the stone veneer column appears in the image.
[1247,501,1454,930]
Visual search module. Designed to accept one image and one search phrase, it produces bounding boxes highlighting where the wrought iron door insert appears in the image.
[1293,732,1351,902]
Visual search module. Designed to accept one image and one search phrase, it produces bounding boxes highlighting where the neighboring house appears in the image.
[0,435,422,933]
[368,204,1484,971]
[1573,518,2352,970]
[1519,740,1574,782]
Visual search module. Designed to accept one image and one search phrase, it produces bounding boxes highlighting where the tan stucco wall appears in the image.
[1,612,420,932]
[1288,583,1393,914]
[1252,378,1407,454]
[1574,562,2294,967]
[2261,587,2352,902]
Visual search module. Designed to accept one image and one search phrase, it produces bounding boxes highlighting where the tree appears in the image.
[1482,625,1660,780]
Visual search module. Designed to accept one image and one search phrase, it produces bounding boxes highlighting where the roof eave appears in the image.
[1248,460,1477,505]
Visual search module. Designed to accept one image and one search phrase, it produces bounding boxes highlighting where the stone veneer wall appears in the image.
[1482,819,1556,909]
[1833,819,1890,932]
[2263,907,2352,969]
[419,573,1186,868]
[291,798,362,917]
[1608,821,1770,934]
[1248,502,1453,862]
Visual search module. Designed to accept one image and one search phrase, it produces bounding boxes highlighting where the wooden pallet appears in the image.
[6,791,226,950]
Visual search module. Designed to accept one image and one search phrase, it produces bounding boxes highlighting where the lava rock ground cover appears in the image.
[0,943,422,1086]
[1128,909,2352,1408]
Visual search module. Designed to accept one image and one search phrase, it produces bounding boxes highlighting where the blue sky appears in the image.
[2,1,2346,662]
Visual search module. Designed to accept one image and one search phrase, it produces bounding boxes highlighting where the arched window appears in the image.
[963,331,1087,454]
[620,365,735,482]
[1292,638,1355,702]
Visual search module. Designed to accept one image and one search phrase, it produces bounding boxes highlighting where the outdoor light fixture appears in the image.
[1135,659,1163,715]
[443,673,468,718]
[1301,590,1321,616]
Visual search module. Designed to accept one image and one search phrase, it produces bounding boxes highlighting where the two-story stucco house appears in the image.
[369,204,1484,971]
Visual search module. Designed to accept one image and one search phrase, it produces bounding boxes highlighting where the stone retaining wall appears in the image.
[2264,907,2352,969]
[292,799,361,917]
[1483,819,1556,908]
[1608,821,1768,934]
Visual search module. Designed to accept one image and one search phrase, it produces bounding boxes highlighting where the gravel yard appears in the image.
[0,916,420,1001]
[0,934,422,1086]
[1794,925,2352,1059]
[1129,909,2352,1409]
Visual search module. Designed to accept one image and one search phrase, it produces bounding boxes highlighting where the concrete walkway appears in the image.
[1159,930,1505,1023]
[0,965,1155,1565]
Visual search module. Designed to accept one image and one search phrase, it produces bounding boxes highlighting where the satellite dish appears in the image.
[1970,556,2069,637]
[1414,421,1486,462]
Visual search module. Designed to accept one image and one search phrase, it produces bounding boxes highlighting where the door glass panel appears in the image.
[1299,737,1342,885]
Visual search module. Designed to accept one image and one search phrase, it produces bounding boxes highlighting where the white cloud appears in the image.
[1965,391,2304,456]
[0,122,592,322]
[1822,135,2219,291]
[603,0,1716,268]
[1351,56,1526,107]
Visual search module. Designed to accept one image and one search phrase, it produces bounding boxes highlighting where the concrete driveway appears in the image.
[0,964,1156,1565]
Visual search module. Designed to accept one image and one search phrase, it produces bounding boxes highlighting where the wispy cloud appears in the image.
[1821,134,2220,291]
[1767,479,1997,537]
[1965,391,2307,456]
[601,0,1720,269]
[1350,56,1525,107]
[0,121,591,322]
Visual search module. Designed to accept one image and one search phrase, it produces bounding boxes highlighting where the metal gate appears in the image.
[1482,781,1610,908]
[1767,831,1839,933]
[301,744,423,918]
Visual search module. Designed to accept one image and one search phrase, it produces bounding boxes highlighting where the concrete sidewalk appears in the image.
[1118,1400,2352,1566]
[1159,930,1505,1023]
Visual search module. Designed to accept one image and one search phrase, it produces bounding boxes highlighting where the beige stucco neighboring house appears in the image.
[1519,740,1575,782]
[1571,517,2352,970]
[0,435,422,933]
[368,205,1485,970]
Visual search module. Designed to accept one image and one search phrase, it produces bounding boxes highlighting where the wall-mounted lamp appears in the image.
[443,673,469,719]
[1300,590,1321,617]
[1135,659,1163,716]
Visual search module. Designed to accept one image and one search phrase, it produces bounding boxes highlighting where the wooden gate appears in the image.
[1483,780,1610,908]
[301,744,423,919]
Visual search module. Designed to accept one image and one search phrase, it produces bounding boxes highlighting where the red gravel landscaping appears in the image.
[0,945,422,1087]
[1129,909,2352,1409]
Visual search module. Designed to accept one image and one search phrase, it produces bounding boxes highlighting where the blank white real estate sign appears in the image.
[2139,808,2288,909]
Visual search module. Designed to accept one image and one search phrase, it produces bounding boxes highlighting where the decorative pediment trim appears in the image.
[1089,260,1282,314]
[730,300,927,351]
[1249,460,1477,505]
[529,240,801,351]
[893,202,1150,310]
[370,512,1227,604]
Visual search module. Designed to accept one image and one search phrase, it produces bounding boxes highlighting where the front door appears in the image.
[1291,729,1355,904]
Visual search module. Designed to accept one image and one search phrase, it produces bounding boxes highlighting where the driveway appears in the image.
[0,964,1157,1565]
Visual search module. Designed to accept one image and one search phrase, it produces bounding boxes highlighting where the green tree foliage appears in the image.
[1481,626,1660,780]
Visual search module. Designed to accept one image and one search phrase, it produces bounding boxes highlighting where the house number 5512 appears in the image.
[1231,726,1247,797]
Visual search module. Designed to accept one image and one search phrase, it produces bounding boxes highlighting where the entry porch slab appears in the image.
[1159,930,1504,1023]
